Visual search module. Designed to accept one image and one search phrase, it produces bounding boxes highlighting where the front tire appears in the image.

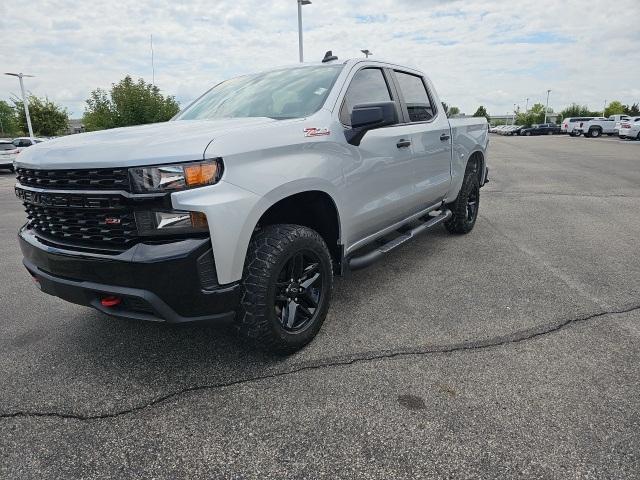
[445,169,480,234]
[237,224,333,354]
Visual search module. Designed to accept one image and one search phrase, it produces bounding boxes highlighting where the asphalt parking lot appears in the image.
[1,135,638,479]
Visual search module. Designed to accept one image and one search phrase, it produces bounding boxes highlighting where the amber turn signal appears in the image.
[190,211,208,229]
[184,162,219,187]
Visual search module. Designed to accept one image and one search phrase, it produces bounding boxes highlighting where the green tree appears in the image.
[447,106,460,117]
[83,76,180,131]
[13,95,69,136]
[515,103,546,127]
[473,105,490,121]
[560,103,592,119]
[0,100,20,136]
[603,101,625,118]
[624,103,640,115]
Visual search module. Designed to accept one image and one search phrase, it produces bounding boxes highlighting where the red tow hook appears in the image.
[100,296,122,307]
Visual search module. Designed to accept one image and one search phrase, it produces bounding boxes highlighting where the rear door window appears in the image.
[394,71,434,122]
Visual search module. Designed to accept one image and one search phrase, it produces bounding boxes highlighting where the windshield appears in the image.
[176,65,342,121]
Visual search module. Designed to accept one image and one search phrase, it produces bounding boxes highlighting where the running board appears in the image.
[348,209,452,271]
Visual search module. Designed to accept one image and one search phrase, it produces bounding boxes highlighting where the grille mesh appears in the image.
[24,204,137,247]
[16,167,130,191]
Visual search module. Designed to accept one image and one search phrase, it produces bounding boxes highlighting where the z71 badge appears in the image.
[304,127,330,137]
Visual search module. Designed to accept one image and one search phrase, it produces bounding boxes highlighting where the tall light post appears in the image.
[5,72,35,139]
[297,0,312,63]
[513,103,517,125]
[602,99,607,117]
[361,49,372,58]
[525,98,529,113]
[543,89,551,124]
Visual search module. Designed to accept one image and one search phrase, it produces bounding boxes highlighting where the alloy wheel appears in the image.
[274,250,324,332]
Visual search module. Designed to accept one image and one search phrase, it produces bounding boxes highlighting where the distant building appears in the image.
[67,119,85,134]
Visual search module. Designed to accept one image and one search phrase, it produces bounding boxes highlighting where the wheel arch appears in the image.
[255,188,343,272]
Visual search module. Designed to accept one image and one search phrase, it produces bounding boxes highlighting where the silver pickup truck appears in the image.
[15,55,489,352]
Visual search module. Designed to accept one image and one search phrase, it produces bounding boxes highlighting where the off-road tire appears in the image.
[445,169,480,234]
[236,224,333,354]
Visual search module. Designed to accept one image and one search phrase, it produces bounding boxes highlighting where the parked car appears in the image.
[506,125,526,136]
[520,123,561,136]
[578,118,617,138]
[618,117,640,140]
[14,56,489,353]
[0,140,19,171]
[12,137,45,153]
[561,117,594,136]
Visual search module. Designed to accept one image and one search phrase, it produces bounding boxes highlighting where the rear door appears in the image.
[390,69,451,206]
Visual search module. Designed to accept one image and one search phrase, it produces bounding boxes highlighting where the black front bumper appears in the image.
[19,227,240,323]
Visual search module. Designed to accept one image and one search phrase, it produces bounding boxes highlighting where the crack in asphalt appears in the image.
[1,303,639,423]
[485,190,639,198]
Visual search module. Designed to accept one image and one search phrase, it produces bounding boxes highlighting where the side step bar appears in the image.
[348,209,452,271]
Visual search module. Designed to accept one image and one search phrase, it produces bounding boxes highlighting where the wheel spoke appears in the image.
[288,254,304,280]
[285,300,298,328]
[299,263,319,283]
[300,272,320,289]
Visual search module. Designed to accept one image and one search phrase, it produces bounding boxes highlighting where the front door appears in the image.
[340,67,421,246]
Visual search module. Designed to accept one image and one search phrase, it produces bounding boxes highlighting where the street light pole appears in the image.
[361,49,372,58]
[5,72,35,139]
[543,89,551,124]
[513,103,516,125]
[525,98,529,113]
[297,0,312,63]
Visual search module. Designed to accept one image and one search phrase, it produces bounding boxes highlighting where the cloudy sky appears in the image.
[1,0,639,118]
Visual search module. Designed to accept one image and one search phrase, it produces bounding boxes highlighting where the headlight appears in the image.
[135,210,209,236]
[129,159,223,193]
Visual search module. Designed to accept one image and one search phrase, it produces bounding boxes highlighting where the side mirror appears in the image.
[345,101,398,146]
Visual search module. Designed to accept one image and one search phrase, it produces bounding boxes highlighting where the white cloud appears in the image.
[0,0,638,118]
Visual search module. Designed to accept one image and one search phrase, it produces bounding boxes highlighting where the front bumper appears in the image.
[19,227,240,323]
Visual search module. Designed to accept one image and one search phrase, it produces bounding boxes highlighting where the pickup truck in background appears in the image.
[579,115,628,138]
[15,54,489,353]
[561,117,594,136]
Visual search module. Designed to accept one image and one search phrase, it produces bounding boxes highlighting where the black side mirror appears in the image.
[345,101,398,146]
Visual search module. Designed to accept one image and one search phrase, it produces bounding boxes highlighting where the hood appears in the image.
[15,117,277,169]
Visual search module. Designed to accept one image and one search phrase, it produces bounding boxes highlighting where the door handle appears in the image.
[440,133,451,141]
[396,139,411,148]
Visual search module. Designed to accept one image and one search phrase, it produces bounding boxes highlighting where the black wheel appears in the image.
[237,224,333,353]
[590,128,601,138]
[445,168,480,234]
[637,132,640,141]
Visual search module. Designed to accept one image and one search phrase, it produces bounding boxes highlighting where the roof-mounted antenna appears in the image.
[322,50,338,63]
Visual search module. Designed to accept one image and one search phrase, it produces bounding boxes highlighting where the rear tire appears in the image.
[236,224,333,354]
[445,169,480,235]
[590,128,602,138]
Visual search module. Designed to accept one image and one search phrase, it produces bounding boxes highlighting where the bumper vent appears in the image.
[196,249,219,290]
[16,167,131,191]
